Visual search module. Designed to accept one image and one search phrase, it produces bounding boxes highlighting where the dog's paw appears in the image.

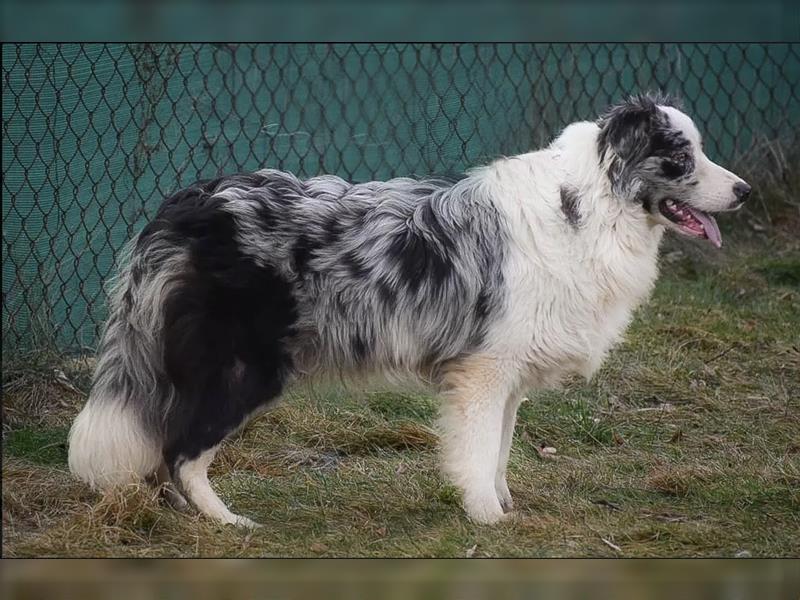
[232,515,263,530]
[464,491,506,525]
[161,485,191,512]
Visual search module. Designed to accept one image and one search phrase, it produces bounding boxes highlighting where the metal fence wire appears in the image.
[3,43,800,353]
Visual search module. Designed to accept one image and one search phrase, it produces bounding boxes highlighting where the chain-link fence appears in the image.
[3,43,799,354]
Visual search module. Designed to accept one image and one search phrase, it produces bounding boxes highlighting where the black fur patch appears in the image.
[151,184,298,466]
[387,229,452,293]
[350,333,369,363]
[559,185,581,228]
[343,250,370,279]
[473,289,491,322]
[324,215,345,245]
[291,234,318,276]
[650,116,694,180]
[597,95,659,166]
[597,93,693,195]
[377,278,398,309]
[386,200,454,293]
[137,178,222,249]
[418,200,457,253]
[650,125,690,157]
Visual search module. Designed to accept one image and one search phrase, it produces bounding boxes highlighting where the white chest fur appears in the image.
[480,126,664,385]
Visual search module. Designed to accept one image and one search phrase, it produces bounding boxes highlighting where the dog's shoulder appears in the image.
[550,120,601,153]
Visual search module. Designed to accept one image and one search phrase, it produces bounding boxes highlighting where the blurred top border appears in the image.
[1,0,798,43]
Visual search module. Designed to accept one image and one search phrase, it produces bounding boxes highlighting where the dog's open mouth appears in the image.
[659,199,722,248]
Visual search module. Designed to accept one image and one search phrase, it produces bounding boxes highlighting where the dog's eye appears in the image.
[661,158,689,179]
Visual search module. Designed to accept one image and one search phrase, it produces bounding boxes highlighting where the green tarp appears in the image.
[3,43,799,351]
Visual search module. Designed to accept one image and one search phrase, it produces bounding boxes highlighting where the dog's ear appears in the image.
[597,94,660,165]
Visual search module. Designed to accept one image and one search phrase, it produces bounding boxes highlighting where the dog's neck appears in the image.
[547,121,666,313]
[554,121,666,255]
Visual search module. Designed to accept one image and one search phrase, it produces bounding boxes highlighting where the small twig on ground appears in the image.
[706,344,739,364]
[591,499,622,511]
[601,538,622,553]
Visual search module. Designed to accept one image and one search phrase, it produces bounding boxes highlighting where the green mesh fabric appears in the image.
[3,43,799,352]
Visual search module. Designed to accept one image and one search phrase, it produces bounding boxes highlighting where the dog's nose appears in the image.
[733,181,751,202]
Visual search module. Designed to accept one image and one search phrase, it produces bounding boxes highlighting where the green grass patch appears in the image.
[366,390,437,423]
[4,427,69,466]
[755,258,800,288]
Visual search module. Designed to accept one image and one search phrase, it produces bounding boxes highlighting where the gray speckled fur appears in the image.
[219,168,508,378]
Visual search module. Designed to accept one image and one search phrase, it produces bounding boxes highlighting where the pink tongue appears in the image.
[687,207,722,248]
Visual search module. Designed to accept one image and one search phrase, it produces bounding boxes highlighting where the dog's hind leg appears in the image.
[153,461,190,512]
[439,355,520,524]
[163,361,284,529]
[164,389,269,529]
[171,445,261,529]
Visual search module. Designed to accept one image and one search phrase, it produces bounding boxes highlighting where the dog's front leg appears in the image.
[439,355,520,524]
[495,394,525,512]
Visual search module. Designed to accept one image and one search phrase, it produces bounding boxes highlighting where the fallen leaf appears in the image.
[465,544,477,558]
[310,542,328,554]
[53,368,82,394]
[536,445,557,459]
[669,429,684,443]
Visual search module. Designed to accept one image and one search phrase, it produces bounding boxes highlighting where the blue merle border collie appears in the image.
[69,93,750,527]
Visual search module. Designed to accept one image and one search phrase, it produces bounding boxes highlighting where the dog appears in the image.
[68,93,750,527]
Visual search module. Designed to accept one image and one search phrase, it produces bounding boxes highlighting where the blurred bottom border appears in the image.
[1,559,799,599]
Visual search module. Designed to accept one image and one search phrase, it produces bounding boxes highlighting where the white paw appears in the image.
[496,479,514,513]
[232,515,262,529]
[464,491,506,525]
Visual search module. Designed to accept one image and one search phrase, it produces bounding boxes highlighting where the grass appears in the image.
[2,210,799,558]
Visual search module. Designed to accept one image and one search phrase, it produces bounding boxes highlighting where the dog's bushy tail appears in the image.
[68,239,182,489]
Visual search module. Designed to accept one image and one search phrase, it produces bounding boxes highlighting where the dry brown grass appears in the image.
[645,464,714,497]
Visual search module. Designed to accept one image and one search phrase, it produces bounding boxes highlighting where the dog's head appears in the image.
[597,93,750,248]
